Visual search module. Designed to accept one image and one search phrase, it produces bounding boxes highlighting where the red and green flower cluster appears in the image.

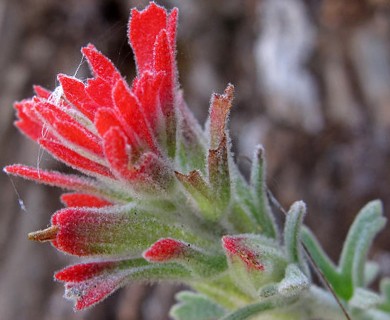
[5,2,389,319]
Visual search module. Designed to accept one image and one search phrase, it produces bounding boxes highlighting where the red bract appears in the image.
[55,261,131,310]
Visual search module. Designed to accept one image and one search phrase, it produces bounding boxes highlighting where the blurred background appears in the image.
[0,0,390,319]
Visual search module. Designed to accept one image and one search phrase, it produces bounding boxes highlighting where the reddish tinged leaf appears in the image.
[222,236,264,271]
[58,75,99,120]
[61,193,112,208]
[33,85,51,99]
[209,84,234,149]
[208,134,230,203]
[82,44,121,85]
[55,261,116,282]
[134,152,172,190]
[143,238,185,262]
[103,127,135,181]
[39,138,113,178]
[175,170,211,200]
[54,120,104,157]
[129,2,170,73]
[85,77,114,108]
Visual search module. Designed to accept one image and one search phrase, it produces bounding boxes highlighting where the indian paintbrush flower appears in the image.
[5,2,389,319]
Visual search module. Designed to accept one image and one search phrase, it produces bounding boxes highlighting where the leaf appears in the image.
[339,200,386,295]
[249,145,278,239]
[301,226,340,289]
[349,288,382,309]
[364,261,379,287]
[277,264,309,297]
[302,200,387,301]
[229,172,264,234]
[283,201,309,275]
[175,97,207,172]
[170,291,226,320]
[209,84,234,150]
[220,296,297,320]
[379,278,390,312]
[192,276,251,310]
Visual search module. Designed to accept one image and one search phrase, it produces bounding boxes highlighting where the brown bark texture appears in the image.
[0,0,389,319]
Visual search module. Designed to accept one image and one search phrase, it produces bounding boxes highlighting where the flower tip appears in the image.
[81,43,95,53]
[225,83,235,98]
[143,238,185,262]
[221,235,236,253]
[222,236,264,271]
[28,225,59,242]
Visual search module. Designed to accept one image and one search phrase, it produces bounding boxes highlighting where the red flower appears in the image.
[4,2,189,309]
[6,2,178,195]
[4,2,243,311]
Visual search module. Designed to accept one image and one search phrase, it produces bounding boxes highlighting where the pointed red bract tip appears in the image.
[58,74,99,120]
[143,238,186,262]
[81,44,121,84]
[61,193,112,208]
[4,165,101,193]
[71,274,124,310]
[222,236,264,271]
[112,78,156,152]
[103,126,134,181]
[39,138,113,178]
[129,2,175,74]
[55,261,116,282]
[33,85,51,99]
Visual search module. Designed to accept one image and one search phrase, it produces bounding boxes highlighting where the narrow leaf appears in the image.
[339,200,386,291]
[283,201,307,274]
[249,145,278,239]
